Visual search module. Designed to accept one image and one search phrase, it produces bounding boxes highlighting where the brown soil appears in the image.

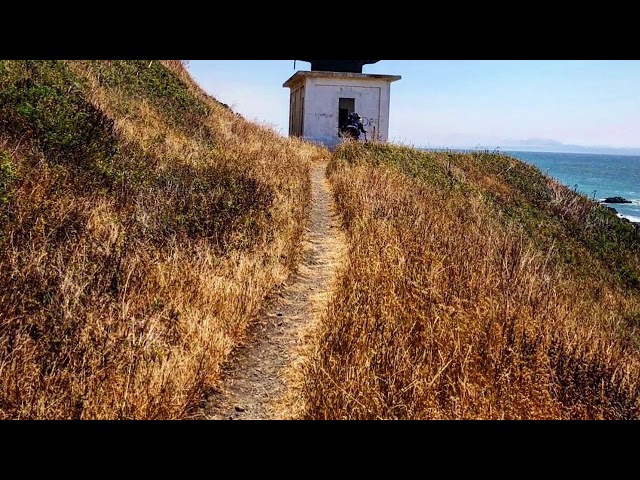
[203,161,345,420]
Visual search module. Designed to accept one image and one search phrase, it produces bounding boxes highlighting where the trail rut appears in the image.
[204,161,344,420]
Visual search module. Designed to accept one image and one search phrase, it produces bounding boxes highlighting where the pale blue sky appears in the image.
[187,60,640,150]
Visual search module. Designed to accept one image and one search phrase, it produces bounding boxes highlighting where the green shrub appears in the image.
[0,76,118,174]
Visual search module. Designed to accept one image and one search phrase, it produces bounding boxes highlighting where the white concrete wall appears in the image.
[302,75,393,144]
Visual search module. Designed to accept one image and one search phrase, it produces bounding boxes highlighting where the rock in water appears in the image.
[602,197,632,204]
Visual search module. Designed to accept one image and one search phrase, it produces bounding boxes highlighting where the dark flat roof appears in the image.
[283,70,402,88]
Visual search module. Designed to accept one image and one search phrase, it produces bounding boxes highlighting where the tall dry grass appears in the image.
[0,60,325,419]
[301,142,640,419]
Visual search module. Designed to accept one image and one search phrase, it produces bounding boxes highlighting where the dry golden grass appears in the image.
[0,60,325,419]
[301,142,640,419]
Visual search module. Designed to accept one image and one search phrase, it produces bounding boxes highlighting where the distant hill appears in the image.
[432,138,640,156]
[501,142,640,156]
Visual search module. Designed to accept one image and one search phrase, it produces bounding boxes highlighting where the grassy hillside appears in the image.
[0,60,324,419]
[302,142,640,419]
[4,62,639,420]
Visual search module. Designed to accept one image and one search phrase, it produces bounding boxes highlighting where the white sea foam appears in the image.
[618,213,640,223]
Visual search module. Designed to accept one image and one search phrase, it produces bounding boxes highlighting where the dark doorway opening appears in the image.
[339,97,355,130]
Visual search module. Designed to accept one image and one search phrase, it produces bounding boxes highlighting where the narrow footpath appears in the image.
[204,161,345,420]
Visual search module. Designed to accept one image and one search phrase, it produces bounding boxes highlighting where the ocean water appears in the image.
[504,151,640,223]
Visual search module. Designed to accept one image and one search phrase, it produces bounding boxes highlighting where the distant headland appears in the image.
[420,138,640,156]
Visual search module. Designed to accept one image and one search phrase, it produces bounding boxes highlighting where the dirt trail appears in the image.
[204,161,345,420]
